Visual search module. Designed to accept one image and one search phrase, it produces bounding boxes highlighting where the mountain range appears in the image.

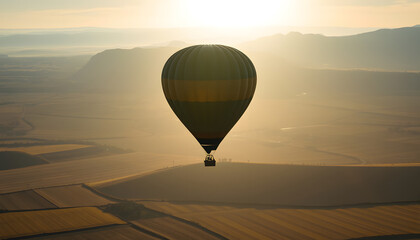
[74,26,420,96]
[241,26,420,71]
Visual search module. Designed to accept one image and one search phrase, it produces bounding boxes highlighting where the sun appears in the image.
[184,0,295,28]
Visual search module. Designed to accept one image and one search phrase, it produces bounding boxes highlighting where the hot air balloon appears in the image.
[162,45,256,166]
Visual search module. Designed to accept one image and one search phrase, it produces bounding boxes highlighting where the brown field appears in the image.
[132,216,220,240]
[35,184,114,207]
[142,202,420,240]
[0,152,196,194]
[98,163,420,206]
[0,207,125,239]
[30,225,159,240]
[0,189,56,211]
[0,151,48,170]
[0,144,91,155]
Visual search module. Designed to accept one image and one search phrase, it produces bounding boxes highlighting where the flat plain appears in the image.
[2,91,420,167]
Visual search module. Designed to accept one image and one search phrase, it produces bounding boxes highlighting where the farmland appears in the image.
[0,189,56,211]
[0,151,47,170]
[30,225,159,240]
[0,184,113,211]
[34,184,114,208]
[132,216,220,240]
[1,161,418,240]
[1,180,418,239]
[0,207,125,239]
[141,201,420,240]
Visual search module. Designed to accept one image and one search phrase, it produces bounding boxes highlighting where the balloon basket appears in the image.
[204,160,216,167]
[204,154,216,167]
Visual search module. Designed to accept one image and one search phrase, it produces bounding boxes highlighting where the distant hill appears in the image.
[74,26,420,95]
[241,26,420,71]
[0,151,48,170]
[75,46,420,97]
[74,26,420,96]
[74,47,179,93]
[97,163,420,206]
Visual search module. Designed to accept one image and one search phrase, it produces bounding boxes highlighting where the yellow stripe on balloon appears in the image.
[163,78,256,102]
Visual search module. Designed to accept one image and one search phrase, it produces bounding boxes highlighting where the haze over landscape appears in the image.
[0,0,419,239]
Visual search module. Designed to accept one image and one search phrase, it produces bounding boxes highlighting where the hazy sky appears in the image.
[0,0,419,29]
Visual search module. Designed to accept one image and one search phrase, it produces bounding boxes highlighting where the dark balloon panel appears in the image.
[162,45,256,153]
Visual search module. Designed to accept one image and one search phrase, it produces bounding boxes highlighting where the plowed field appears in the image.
[0,190,56,211]
[30,225,158,240]
[142,202,420,240]
[0,207,125,239]
[132,216,219,240]
[35,185,113,207]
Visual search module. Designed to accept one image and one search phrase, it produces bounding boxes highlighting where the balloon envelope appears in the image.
[162,45,256,153]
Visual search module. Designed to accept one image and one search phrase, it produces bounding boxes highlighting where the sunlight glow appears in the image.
[184,0,295,27]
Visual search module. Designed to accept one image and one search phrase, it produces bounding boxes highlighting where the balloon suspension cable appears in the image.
[204,153,216,167]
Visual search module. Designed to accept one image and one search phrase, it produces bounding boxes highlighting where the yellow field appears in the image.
[0,207,125,239]
[0,144,91,155]
[132,216,219,240]
[35,184,113,207]
[30,225,159,240]
[141,202,420,240]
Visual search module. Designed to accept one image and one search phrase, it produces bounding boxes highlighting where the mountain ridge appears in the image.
[241,26,420,71]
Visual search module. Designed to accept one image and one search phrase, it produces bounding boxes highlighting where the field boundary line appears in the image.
[165,214,229,240]
[87,165,185,188]
[135,202,229,240]
[140,199,420,210]
[0,183,82,196]
[31,189,59,209]
[82,183,124,203]
[348,233,420,240]
[6,223,126,240]
[127,222,169,240]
